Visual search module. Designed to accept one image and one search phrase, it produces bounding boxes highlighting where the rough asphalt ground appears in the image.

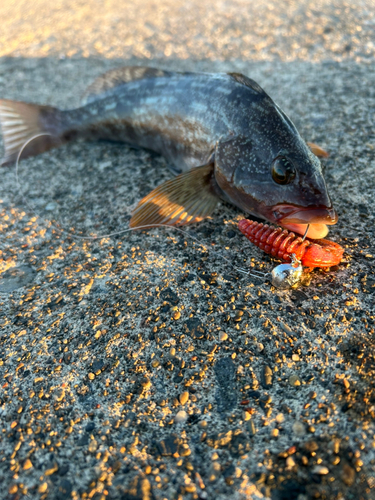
[0,1,375,499]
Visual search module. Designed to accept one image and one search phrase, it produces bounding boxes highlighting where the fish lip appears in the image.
[271,204,338,225]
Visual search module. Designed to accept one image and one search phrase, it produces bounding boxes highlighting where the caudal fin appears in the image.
[0,99,64,165]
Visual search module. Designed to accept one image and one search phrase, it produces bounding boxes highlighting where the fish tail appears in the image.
[0,99,67,165]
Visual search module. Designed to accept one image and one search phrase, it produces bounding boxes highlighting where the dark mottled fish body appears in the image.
[0,67,338,237]
[59,71,236,170]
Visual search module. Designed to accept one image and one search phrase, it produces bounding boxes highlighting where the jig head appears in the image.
[271,253,303,289]
[238,219,344,289]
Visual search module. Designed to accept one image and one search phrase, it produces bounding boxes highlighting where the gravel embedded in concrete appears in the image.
[1,1,375,499]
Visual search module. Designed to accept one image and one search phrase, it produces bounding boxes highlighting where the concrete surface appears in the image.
[0,1,375,500]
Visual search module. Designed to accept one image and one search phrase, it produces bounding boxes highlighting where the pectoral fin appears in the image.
[130,163,219,228]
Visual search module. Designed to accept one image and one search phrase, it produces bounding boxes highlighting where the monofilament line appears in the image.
[301,224,310,242]
[12,133,268,281]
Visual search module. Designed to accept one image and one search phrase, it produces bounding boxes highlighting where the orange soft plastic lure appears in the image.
[238,219,344,269]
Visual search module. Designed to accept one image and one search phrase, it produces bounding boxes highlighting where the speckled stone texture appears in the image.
[0,1,375,500]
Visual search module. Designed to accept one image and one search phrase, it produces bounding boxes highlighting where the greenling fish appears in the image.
[0,66,338,238]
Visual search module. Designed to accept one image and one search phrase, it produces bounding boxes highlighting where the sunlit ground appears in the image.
[0,0,374,62]
[0,1,375,499]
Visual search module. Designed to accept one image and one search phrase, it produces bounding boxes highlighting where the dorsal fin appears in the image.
[81,66,172,104]
[228,72,267,96]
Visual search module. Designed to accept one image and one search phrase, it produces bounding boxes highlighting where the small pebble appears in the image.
[180,444,191,456]
[208,461,221,482]
[45,201,57,211]
[292,354,300,361]
[54,388,65,402]
[185,483,196,493]
[23,458,33,470]
[342,464,356,486]
[282,404,292,414]
[179,391,189,405]
[173,311,181,320]
[289,375,301,387]
[247,419,257,435]
[262,365,273,388]
[140,376,151,388]
[275,413,284,423]
[174,410,188,424]
[44,462,59,476]
[256,343,264,353]
[38,483,48,493]
[292,421,306,436]
[333,438,340,454]
[312,465,329,475]
[242,410,251,421]
[88,439,98,453]
[219,331,228,341]
[286,456,296,469]
[88,372,95,380]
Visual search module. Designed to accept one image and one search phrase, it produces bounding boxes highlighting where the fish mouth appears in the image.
[271,205,338,239]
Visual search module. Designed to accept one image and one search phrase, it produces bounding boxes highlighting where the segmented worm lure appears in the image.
[238,219,344,270]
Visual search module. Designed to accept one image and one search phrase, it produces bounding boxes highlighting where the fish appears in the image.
[0,66,338,239]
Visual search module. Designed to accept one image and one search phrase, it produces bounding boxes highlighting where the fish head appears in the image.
[215,128,338,239]
[262,147,338,238]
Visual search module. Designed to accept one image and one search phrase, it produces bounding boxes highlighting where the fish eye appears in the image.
[271,156,296,185]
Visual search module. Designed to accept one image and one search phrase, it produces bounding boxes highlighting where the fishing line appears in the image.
[301,223,310,242]
[6,133,269,281]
